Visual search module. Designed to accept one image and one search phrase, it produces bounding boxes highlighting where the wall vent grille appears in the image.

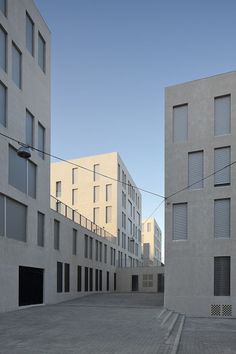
[210,304,232,317]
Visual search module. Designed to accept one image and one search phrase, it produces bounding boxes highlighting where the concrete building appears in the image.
[165,71,236,317]
[51,153,142,267]
[142,218,162,265]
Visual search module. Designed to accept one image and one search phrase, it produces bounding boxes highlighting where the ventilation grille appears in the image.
[211,304,232,317]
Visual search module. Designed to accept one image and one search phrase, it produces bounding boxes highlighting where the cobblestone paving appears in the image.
[0,293,164,354]
[178,317,236,354]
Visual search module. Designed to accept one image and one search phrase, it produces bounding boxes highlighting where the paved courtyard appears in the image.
[1,293,236,354]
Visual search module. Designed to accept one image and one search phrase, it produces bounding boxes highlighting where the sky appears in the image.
[34,0,236,244]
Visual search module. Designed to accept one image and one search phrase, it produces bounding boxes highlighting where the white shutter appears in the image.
[214,199,230,239]
[188,151,203,189]
[214,96,231,136]
[173,105,188,143]
[173,203,187,240]
[214,147,230,185]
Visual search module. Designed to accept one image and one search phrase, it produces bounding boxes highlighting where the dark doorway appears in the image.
[131,275,138,291]
[158,274,164,293]
[114,273,117,291]
[19,266,44,306]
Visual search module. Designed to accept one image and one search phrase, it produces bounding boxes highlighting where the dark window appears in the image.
[72,229,77,255]
[89,268,93,291]
[106,271,109,291]
[54,220,60,250]
[0,25,7,72]
[0,0,7,16]
[95,269,99,291]
[37,212,44,247]
[89,236,93,259]
[84,267,88,292]
[57,262,63,293]
[114,273,117,291]
[77,265,82,292]
[214,257,230,296]
[12,42,22,89]
[38,32,46,72]
[26,12,34,55]
[0,81,6,127]
[99,270,102,291]
[64,263,70,292]
[84,235,88,258]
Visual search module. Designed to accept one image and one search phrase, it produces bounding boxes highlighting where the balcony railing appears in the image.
[50,195,116,244]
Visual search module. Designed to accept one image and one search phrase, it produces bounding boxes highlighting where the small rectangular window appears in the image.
[26,12,34,56]
[12,43,22,89]
[77,265,82,292]
[188,151,203,189]
[0,26,7,72]
[93,207,99,224]
[173,104,188,143]
[214,256,230,296]
[214,95,231,136]
[72,229,77,255]
[54,220,60,250]
[147,222,151,232]
[37,212,44,247]
[214,199,230,239]
[106,206,112,223]
[84,234,88,258]
[64,263,70,292]
[6,197,27,242]
[72,188,78,205]
[0,81,6,127]
[93,185,99,203]
[38,32,46,72]
[26,110,34,147]
[72,168,78,184]
[214,147,230,186]
[93,164,100,182]
[106,184,112,202]
[57,262,63,293]
[173,203,187,240]
[38,122,45,159]
[0,0,6,16]
[56,181,61,198]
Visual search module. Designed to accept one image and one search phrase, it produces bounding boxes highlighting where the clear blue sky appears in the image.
[35,0,236,239]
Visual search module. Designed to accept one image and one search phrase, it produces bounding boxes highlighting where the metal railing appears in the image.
[50,195,116,244]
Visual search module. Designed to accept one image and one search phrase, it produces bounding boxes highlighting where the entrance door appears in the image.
[19,266,44,306]
[131,275,139,291]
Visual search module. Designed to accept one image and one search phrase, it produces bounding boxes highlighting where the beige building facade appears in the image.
[165,72,236,317]
[142,218,162,265]
[51,153,142,268]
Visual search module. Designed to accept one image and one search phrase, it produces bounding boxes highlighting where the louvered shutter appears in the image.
[214,96,231,136]
[214,257,230,296]
[214,199,230,239]
[173,203,187,240]
[173,105,188,143]
[188,151,203,189]
[214,147,230,185]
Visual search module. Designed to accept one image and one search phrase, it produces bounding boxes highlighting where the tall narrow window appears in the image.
[106,206,112,223]
[28,160,36,198]
[173,203,187,240]
[84,234,88,258]
[99,270,102,291]
[26,110,34,147]
[38,122,45,159]
[84,267,88,292]
[72,168,78,184]
[173,104,188,143]
[37,212,44,247]
[214,95,231,136]
[64,263,70,292]
[104,244,107,263]
[0,0,6,16]
[0,81,6,126]
[0,194,4,237]
[57,262,63,293]
[93,185,99,202]
[9,145,27,194]
[54,220,60,250]
[26,12,34,56]
[72,188,78,205]
[214,257,230,296]
[38,32,46,72]
[72,229,77,255]
[118,163,120,181]
[188,151,203,189]
[95,240,99,261]
[106,271,109,291]
[99,242,102,262]
[93,207,99,224]
[6,197,26,242]
[93,164,100,181]
[89,236,93,259]
[12,43,22,89]
[214,199,230,239]
[147,223,151,232]
[89,268,93,291]
[214,147,230,186]
[77,266,82,292]
[95,269,99,291]
[106,184,112,202]
[56,181,61,198]
[0,26,6,72]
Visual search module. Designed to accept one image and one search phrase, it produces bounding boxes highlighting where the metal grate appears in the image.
[211,304,221,316]
[222,304,232,317]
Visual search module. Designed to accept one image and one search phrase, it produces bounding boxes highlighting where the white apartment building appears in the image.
[142,218,162,265]
[165,71,236,317]
[51,153,142,268]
